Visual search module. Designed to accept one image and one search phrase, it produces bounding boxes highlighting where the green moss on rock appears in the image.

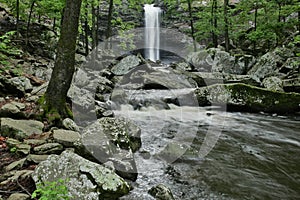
[195,83,300,114]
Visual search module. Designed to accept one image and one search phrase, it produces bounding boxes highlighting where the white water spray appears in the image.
[144,4,161,61]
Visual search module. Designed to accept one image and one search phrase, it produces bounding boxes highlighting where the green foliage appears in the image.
[0,31,21,55]
[294,35,300,45]
[9,146,17,153]
[32,179,71,200]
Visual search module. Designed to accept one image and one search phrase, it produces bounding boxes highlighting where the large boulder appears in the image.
[81,117,141,180]
[187,48,255,74]
[195,83,300,114]
[211,50,255,75]
[247,47,294,83]
[68,85,95,110]
[32,150,130,200]
[0,118,44,140]
[111,55,141,75]
[111,88,197,109]
[187,49,214,72]
[117,65,197,90]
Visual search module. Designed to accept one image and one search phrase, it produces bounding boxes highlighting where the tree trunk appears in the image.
[91,4,97,50]
[298,11,300,31]
[53,17,56,33]
[224,0,229,52]
[84,1,89,55]
[16,0,19,39]
[211,0,218,48]
[187,0,197,51]
[44,0,82,121]
[105,0,113,48]
[26,0,35,46]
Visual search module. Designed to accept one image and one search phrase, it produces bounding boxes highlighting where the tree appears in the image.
[187,0,197,51]
[105,0,114,49]
[25,0,36,46]
[211,0,218,48]
[42,0,82,123]
[223,0,229,52]
[16,0,19,39]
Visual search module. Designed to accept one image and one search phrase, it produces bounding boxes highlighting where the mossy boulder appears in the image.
[81,117,141,180]
[32,150,130,200]
[247,47,294,83]
[195,83,300,114]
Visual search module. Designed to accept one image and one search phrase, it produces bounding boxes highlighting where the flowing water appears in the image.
[144,4,161,61]
[116,105,300,199]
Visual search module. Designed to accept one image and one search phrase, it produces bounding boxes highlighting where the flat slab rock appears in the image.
[53,129,81,147]
[0,118,44,140]
[195,83,300,114]
[32,150,130,200]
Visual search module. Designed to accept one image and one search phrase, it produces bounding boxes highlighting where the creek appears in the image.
[115,104,300,199]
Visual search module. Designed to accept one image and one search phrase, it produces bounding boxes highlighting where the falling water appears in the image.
[144,4,161,61]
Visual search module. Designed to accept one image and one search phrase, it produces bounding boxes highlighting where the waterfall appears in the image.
[144,4,161,61]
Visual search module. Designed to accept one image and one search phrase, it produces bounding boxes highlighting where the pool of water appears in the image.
[115,106,300,199]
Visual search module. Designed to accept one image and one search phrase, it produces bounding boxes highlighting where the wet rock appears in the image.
[148,184,175,200]
[142,69,194,89]
[112,88,197,108]
[33,143,63,154]
[31,150,130,200]
[107,149,138,181]
[62,118,80,132]
[98,117,141,152]
[262,76,284,92]
[111,55,141,75]
[195,83,300,114]
[157,142,189,163]
[0,118,44,140]
[95,101,110,118]
[7,193,30,200]
[53,129,81,147]
[81,118,141,180]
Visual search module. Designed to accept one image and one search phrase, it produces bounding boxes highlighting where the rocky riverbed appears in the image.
[1,43,300,199]
[1,3,300,198]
